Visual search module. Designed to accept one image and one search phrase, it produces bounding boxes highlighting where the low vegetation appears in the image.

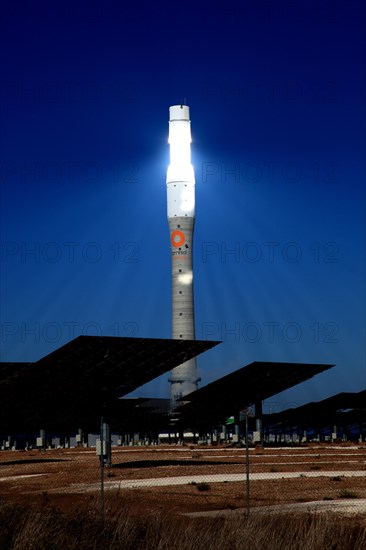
[196,482,211,492]
[338,489,359,499]
[0,501,366,550]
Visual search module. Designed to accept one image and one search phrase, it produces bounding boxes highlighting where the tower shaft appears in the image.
[168,216,197,400]
[166,105,199,404]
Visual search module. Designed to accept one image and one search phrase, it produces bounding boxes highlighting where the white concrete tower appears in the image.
[166,104,199,405]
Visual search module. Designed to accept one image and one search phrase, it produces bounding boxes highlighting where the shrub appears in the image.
[338,489,359,499]
[331,476,343,482]
[196,482,211,492]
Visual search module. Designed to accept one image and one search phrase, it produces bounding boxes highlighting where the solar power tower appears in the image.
[166,104,199,406]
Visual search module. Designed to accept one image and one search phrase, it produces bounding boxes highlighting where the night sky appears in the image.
[1,1,365,413]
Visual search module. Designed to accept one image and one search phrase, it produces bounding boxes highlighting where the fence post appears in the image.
[245,413,250,515]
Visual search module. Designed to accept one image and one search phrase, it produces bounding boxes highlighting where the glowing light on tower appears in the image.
[167,104,199,405]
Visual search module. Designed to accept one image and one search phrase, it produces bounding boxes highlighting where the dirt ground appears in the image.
[0,443,365,515]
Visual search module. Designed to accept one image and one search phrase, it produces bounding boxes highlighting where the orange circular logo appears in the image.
[171,230,185,248]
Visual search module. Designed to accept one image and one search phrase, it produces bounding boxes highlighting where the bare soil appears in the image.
[0,443,365,515]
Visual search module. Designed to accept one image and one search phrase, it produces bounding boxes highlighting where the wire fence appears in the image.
[1,429,366,517]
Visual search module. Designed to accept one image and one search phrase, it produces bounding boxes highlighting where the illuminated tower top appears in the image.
[166,105,195,219]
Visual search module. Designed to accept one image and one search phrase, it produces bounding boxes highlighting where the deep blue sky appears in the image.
[1,0,365,412]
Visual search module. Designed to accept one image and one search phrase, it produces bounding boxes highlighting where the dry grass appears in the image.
[0,500,365,550]
[1,444,365,547]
